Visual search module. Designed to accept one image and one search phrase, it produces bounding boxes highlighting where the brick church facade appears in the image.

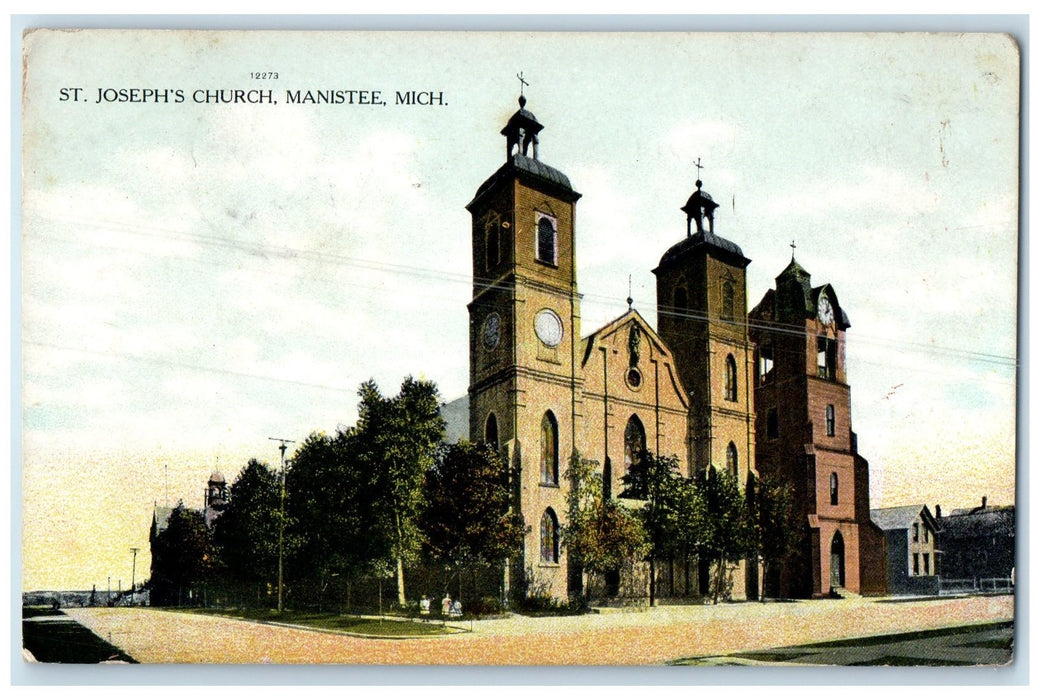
[466,94,882,601]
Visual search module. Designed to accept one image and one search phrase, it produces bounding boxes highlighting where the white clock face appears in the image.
[818,294,835,325]
[482,313,501,349]
[534,309,564,347]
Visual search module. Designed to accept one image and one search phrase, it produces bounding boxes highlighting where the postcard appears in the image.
[19,28,1019,669]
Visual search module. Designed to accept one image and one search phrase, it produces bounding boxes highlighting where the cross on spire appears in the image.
[694,157,704,184]
[627,274,633,309]
[790,239,797,261]
[517,71,529,97]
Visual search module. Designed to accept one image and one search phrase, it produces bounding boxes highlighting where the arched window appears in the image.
[725,354,738,402]
[830,472,839,505]
[727,442,738,477]
[722,280,735,321]
[536,216,557,265]
[485,412,499,452]
[540,411,559,485]
[624,415,646,474]
[540,508,559,563]
[825,404,836,436]
[486,224,500,270]
[674,280,688,310]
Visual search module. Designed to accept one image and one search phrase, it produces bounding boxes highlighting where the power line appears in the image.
[24,213,1018,370]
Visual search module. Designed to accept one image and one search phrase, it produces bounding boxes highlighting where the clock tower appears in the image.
[749,254,886,598]
[466,93,582,600]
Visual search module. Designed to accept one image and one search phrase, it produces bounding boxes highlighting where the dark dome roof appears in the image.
[469,154,577,207]
[209,470,225,484]
[684,189,716,208]
[657,231,746,269]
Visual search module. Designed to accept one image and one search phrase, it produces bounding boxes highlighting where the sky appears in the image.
[19,30,1020,592]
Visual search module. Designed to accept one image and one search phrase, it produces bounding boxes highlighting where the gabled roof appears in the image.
[870,504,937,532]
[580,307,668,360]
[580,307,689,410]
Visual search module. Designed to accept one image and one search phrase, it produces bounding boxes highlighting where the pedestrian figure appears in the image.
[441,593,452,617]
[420,594,431,621]
[450,599,463,618]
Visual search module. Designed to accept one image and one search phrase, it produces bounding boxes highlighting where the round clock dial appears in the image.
[818,294,835,325]
[534,309,564,347]
[482,313,501,349]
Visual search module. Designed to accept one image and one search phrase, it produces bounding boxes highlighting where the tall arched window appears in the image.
[624,415,646,474]
[485,412,499,452]
[540,411,559,485]
[727,442,738,477]
[540,508,559,563]
[830,472,839,505]
[536,216,557,265]
[725,354,738,402]
[485,224,500,270]
[722,280,735,321]
[674,280,688,311]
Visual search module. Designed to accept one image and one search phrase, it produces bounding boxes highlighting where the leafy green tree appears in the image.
[286,430,379,609]
[696,466,756,604]
[353,377,446,606]
[422,440,526,593]
[151,502,217,606]
[620,451,694,606]
[212,459,281,604]
[750,472,800,600]
[562,453,645,597]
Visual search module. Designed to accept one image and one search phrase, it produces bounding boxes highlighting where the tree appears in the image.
[620,451,694,606]
[212,459,281,604]
[696,466,756,604]
[286,430,378,609]
[353,377,446,606]
[422,440,526,593]
[151,502,217,606]
[751,472,800,600]
[562,453,644,598]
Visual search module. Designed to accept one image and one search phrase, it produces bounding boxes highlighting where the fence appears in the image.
[938,577,1014,595]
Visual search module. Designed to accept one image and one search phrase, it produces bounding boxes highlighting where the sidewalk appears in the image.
[61,594,1013,665]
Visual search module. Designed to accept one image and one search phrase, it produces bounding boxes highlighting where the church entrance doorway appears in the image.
[830,531,845,590]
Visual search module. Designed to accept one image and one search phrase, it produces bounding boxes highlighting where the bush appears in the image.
[466,596,505,617]
[515,594,588,617]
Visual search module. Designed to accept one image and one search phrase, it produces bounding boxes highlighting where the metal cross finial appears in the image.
[694,157,704,181]
[627,274,633,309]
[517,72,529,96]
[790,239,797,261]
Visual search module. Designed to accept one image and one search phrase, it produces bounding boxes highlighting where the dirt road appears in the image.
[62,594,1014,665]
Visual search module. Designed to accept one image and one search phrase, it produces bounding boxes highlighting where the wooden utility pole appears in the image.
[269,437,296,613]
[130,547,139,606]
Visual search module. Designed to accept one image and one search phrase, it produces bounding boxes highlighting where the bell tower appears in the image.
[466,89,582,600]
[653,170,758,600]
[653,174,755,481]
[749,251,886,598]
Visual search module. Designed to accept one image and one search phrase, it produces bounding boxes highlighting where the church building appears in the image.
[465,94,760,601]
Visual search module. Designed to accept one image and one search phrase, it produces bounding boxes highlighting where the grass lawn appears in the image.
[188,608,455,636]
[22,607,137,663]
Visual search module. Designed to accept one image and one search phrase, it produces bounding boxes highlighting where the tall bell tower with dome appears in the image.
[652,172,758,598]
[466,90,583,599]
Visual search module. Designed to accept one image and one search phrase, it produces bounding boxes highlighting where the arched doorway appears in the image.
[830,531,845,590]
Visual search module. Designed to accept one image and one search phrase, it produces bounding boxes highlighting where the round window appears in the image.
[534,309,564,347]
[626,368,642,389]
